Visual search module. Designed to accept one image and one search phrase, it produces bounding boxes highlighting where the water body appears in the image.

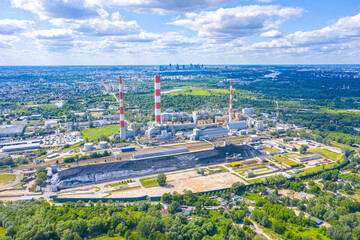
[162,88,183,94]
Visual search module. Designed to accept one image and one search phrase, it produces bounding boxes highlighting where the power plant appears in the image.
[119,76,126,139]
[116,76,263,143]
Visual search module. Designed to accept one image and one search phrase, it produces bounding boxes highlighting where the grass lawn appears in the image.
[140,176,160,188]
[241,192,263,202]
[208,89,230,94]
[82,125,119,141]
[297,163,336,176]
[330,141,358,151]
[308,149,342,161]
[260,148,279,154]
[272,156,300,167]
[263,221,330,240]
[0,174,16,186]
[0,227,6,238]
[169,86,210,96]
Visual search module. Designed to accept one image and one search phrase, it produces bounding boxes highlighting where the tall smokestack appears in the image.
[229,80,233,123]
[154,75,161,123]
[119,76,126,138]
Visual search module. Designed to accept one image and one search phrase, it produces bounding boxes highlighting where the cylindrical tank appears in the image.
[84,143,94,151]
[99,141,108,149]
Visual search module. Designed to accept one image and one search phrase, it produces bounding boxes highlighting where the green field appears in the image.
[208,89,230,94]
[285,153,303,160]
[308,149,342,161]
[240,192,263,202]
[0,174,16,186]
[140,177,159,188]
[265,221,331,240]
[330,141,358,150]
[169,86,211,96]
[272,156,300,167]
[261,148,279,154]
[82,125,120,141]
[298,163,336,176]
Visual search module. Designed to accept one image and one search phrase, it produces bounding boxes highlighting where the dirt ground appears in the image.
[109,171,240,198]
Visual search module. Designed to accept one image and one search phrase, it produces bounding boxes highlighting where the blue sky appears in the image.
[0,0,360,65]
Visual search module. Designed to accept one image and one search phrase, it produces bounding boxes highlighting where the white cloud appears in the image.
[111,11,121,21]
[251,13,360,51]
[0,19,34,35]
[32,28,75,51]
[103,0,237,14]
[66,19,141,36]
[11,0,107,20]
[170,5,303,40]
[260,30,282,38]
[0,35,19,48]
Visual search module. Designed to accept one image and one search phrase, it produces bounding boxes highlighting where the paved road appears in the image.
[250,219,274,240]
[222,165,248,185]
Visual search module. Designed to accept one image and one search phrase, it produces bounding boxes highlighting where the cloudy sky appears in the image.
[0,0,360,65]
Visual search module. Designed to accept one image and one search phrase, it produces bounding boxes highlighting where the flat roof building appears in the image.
[0,124,25,137]
[294,191,315,200]
[297,155,322,162]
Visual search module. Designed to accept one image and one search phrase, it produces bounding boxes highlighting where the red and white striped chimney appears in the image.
[229,80,233,123]
[154,75,161,123]
[119,76,126,138]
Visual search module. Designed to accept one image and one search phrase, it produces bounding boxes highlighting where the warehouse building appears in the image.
[0,124,25,137]
[296,155,322,162]
[2,143,40,153]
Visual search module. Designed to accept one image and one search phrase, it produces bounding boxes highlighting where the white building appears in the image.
[242,108,255,116]
[255,121,264,131]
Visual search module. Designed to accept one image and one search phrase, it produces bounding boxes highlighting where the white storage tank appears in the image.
[99,141,108,149]
[84,143,94,151]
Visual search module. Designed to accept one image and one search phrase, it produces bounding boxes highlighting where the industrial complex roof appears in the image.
[0,124,25,136]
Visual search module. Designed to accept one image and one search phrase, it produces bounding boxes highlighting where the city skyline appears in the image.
[0,0,360,65]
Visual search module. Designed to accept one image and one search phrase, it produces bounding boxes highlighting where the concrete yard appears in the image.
[56,169,241,199]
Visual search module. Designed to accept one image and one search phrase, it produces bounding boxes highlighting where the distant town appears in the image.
[0,65,359,240]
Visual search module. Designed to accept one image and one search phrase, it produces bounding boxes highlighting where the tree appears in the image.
[261,215,271,228]
[168,201,180,214]
[157,173,167,186]
[231,182,244,194]
[270,131,280,138]
[37,166,47,175]
[342,148,354,158]
[299,145,309,154]
[36,172,47,186]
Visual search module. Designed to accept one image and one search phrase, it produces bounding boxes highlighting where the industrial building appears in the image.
[0,124,25,137]
[242,108,255,116]
[2,143,40,153]
[296,155,322,162]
